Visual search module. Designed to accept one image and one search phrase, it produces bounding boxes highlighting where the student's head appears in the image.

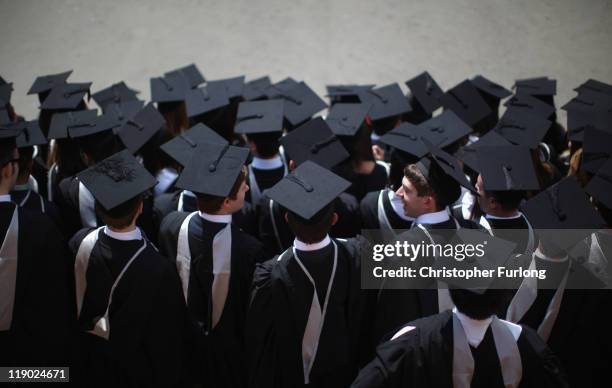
[157,101,188,136]
[78,132,121,166]
[95,194,143,229]
[449,288,510,320]
[246,132,280,158]
[196,166,248,214]
[16,146,34,183]
[284,202,338,244]
[396,163,454,217]
[370,115,400,137]
[389,150,418,191]
[0,142,19,192]
[476,174,525,215]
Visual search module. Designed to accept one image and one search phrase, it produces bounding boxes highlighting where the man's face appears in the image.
[225,179,249,214]
[395,176,429,218]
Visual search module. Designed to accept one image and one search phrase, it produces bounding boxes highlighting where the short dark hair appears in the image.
[246,133,281,159]
[286,202,335,244]
[196,166,247,213]
[449,288,511,320]
[485,190,525,212]
[78,132,121,165]
[17,146,34,180]
[95,194,143,229]
[404,163,458,210]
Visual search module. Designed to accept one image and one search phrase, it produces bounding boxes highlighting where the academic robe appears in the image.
[57,176,157,242]
[246,238,371,388]
[244,164,286,207]
[158,211,268,388]
[0,202,74,366]
[345,163,388,202]
[352,310,569,388]
[153,190,259,238]
[11,185,64,236]
[360,189,413,230]
[69,227,195,388]
[257,193,362,257]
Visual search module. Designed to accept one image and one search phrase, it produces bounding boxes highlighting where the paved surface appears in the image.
[1,0,611,119]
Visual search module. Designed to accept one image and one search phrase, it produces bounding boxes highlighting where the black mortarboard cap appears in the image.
[562,89,612,113]
[358,83,412,121]
[325,103,371,137]
[77,149,157,211]
[117,103,165,154]
[494,109,551,148]
[150,73,191,103]
[41,82,91,110]
[163,64,205,89]
[574,79,612,96]
[440,80,492,128]
[521,177,606,250]
[454,130,511,172]
[104,100,145,126]
[504,93,556,119]
[264,77,299,99]
[0,109,9,126]
[418,110,473,146]
[234,100,284,134]
[586,158,612,210]
[477,145,540,191]
[275,81,327,127]
[48,109,99,140]
[92,81,140,110]
[326,84,375,105]
[405,72,444,115]
[0,82,12,105]
[265,160,351,220]
[185,82,231,119]
[0,127,23,165]
[243,76,271,101]
[175,142,249,197]
[207,76,245,100]
[279,117,349,169]
[2,120,47,148]
[514,77,557,97]
[160,123,228,166]
[581,127,612,174]
[68,113,120,139]
[27,70,72,96]
[471,75,512,100]
[421,138,476,193]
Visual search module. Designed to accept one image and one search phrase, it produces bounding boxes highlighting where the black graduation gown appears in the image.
[158,211,268,388]
[69,228,194,388]
[485,216,534,254]
[359,189,413,230]
[245,165,285,205]
[352,310,569,388]
[512,259,612,388]
[57,176,157,242]
[153,190,259,238]
[246,238,370,388]
[11,187,65,236]
[257,193,362,257]
[345,163,388,202]
[0,202,74,366]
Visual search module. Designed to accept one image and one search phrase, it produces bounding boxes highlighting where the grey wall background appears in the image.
[1,0,611,120]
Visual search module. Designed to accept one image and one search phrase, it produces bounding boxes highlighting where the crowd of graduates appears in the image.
[0,65,611,387]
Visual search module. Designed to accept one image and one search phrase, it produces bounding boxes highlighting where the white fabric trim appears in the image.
[534,247,569,263]
[199,211,232,224]
[370,133,380,142]
[78,181,97,228]
[294,235,331,252]
[251,155,284,170]
[0,194,11,203]
[154,167,178,196]
[414,209,450,225]
[391,325,416,340]
[103,226,142,241]
[485,212,522,220]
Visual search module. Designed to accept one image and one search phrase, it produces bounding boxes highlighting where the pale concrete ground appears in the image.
[1,0,611,121]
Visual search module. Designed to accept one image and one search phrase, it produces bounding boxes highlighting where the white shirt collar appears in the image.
[485,212,521,220]
[154,167,178,196]
[0,194,11,203]
[251,155,284,170]
[414,209,450,225]
[370,133,380,142]
[453,307,492,347]
[387,190,414,222]
[182,190,196,198]
[199,211,232,224]
[294,235,331,251]
[103,226,143,241]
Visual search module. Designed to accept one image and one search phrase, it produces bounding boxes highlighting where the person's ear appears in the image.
[284,211,289,223]
[137,200,144,216]
[247,139,257,154]
[331,212,339,226]
[1,163,12,180]
[288,160,296,171]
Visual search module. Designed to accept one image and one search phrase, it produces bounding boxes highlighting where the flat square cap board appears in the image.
[175,142,249,197]
[1,120,47,148]
[243,76,271,101]
[41,82,92,110]
[264,77,299,99]
[92,81,140,110]
[455,130,512,172]
[279,117,349,169]
[326,84,375,104]
[581,127,612,174]
[421,138,476,193]
[493,109,551,148]
[514,77,556,97]
[325,103,371,137]
[117,103,165,154]
[358,83,412,121]
[234,99,284,134]
[439,79,492,128]
[185,82,231,118]
[68,113,120,139]
[163,64,205,89]
[476,145,540,191]
[265,160,351,220]
[274,81,327,127]
[470,75,512,100]
[150,73,192,103]
[574,79,612,96]
[48,109,99,140]
[504,93,555,119]
[160,123,228,166]
[104,100,145,126]
[207,76,245,100]
[77,149,157,211]
[27,70,72,95]
[0,82,13,105]
[0,127,23,165]
[586,158,612,210]
[405,71,444,115]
